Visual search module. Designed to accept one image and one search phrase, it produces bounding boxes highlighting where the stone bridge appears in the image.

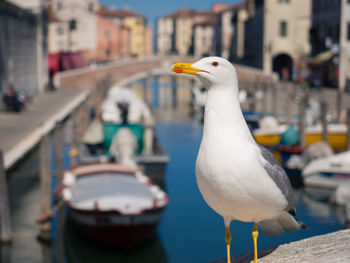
[55,56,277,90]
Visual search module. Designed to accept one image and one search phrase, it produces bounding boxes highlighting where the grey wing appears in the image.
[257,144,296,215]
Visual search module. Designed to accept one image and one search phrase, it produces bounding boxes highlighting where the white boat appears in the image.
[302,150,350,189]
[62,163,168,249]
[79,86,169,180]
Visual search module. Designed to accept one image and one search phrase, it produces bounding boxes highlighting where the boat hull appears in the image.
[69,208,165,249]
[254,134,281,146]
[303,173,350,189]
[305,133,347,151]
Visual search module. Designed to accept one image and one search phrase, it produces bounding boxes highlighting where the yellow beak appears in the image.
[172,62,207,75]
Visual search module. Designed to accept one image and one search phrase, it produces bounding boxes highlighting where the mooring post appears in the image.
[272,82,278,117]
[54,123,65,263]
[54,122,64,195]
[336,89,342,123]
[347,109,350,150]
[262,80,268,116]
[70,110,79,167]
[38,134,52,241]
[0,150,12,242]
[299,88,308,148]
[321,101,328,143]
[250,82,257,113]
[95,85,102,120]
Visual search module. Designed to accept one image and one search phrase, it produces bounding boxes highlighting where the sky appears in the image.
[100,0,240,28]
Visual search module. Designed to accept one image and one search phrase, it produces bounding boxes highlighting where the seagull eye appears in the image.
[212,61,219,67]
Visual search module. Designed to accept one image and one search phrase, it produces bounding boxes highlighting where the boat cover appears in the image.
[70,173,156,214]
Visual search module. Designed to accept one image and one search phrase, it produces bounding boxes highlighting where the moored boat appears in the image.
[79,85,169,179]
[302,150,350,189]
[305,123,347,151]
[253,124,288,146]
[62,163,168,249]
[254,123,347,151]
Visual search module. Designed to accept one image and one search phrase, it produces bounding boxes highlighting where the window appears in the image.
[88,3,94,12]
[280,21,287,37]
[56,26,64,35]
[278,0,289,3]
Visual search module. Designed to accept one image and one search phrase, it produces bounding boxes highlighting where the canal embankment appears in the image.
[214,228,350,263]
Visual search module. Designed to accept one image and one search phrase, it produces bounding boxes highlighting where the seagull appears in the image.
[172,57,306,263]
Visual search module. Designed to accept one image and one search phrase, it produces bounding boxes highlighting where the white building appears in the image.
[340,0,350,91]
[48,0,99,59]
[193,13,217,57]
[157,17,174,55]
[263,0,312,77]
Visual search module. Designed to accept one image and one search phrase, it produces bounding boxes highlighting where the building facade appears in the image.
[309,0,341,87]
[157,9,196,56]
[157,17,175,55]
[97,7,147,57]
[48,0,99,61]
[263,0,312,78]
[145,25,154,56]
[1,0,48,98]
[216,2,250,61]
[233,0,311,79]
[192,13,218,57]
[339,0,350,91]
[96,16,122,61]
[123,16,147,56]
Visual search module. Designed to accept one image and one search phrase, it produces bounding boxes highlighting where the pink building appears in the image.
[96,16,121,61]
[145,26,153,56]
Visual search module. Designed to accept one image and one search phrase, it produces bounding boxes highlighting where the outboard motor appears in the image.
[117,102,129,124]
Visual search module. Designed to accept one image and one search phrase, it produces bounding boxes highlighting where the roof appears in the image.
[193,12,218,26]
[164,8,196,19]
[221,1,248,13]
[97,5,142,18]
[211,3,232,14]
[47,6,60,22]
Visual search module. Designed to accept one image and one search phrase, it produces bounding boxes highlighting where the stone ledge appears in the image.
[213,229,350,263]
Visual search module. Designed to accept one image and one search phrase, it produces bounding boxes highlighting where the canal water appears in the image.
[2,75,347,263]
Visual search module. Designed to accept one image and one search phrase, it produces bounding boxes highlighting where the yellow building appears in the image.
[123,16,146,56]
[98,7,147,57]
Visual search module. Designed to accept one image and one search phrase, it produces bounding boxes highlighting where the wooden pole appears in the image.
[0,150,12,242]
[321,101,328,143]
[347,109,350,150]
[54,123,63,195]
[38,134,52,241]
[70,111,79,167]
[262,81,268,116]
[299,88,308,147]
[272,83,278,117]
[336,89,342,123]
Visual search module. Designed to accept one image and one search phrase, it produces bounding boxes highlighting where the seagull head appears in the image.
[172,56,238,89]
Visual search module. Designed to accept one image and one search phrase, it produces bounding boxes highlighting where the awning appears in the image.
[307,50,336,65]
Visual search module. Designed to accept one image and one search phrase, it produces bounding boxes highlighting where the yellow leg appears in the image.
[225,226,231,263]
[252,223,259,263]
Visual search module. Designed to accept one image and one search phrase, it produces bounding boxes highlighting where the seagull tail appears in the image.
[259,211,307,236]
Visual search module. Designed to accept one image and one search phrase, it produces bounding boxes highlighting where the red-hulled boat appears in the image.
[62,163,168,249]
